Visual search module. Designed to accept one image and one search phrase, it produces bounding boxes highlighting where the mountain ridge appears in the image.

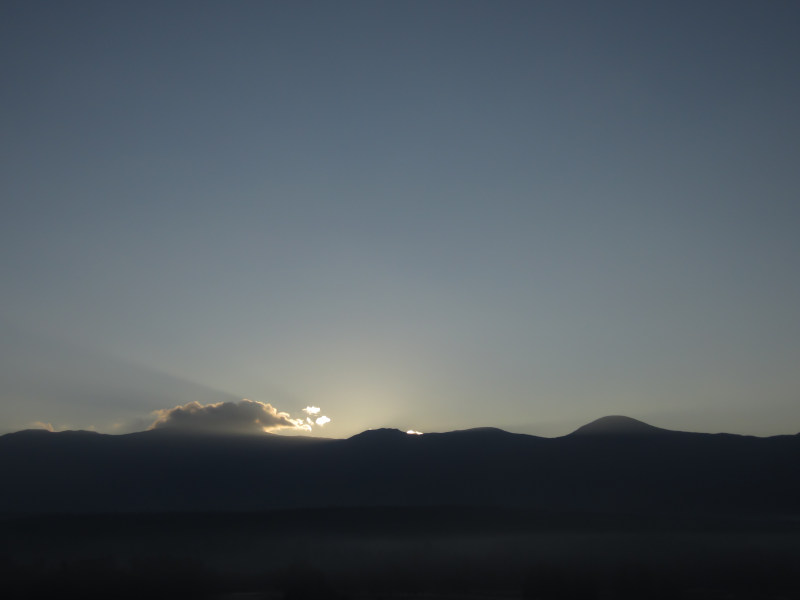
[569,415,675,436]
[4,415,793,441]
[2,416,797,517]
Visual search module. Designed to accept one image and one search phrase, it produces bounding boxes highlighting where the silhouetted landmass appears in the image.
[1,417,799,598]
[0,417,797,515]
[568,414,674,436]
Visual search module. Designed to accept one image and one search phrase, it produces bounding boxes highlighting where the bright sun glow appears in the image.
[406,430,423,435]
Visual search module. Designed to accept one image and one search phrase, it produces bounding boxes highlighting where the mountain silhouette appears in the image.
[3,419,799,599]
[0,417,797,516]
[569,415,673,436]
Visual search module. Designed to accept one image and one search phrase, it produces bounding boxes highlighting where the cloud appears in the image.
[315,415,331,426]
[149,399,312,434]
[31,421,55,432]
[303,406,321,415]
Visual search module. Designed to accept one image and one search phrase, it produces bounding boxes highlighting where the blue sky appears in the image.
[2,1,799,437]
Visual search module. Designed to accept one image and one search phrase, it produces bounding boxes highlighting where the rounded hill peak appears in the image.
[348,428,407,442]
[570,415,669,436]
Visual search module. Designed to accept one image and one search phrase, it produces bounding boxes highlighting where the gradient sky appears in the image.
[2,1,799,438]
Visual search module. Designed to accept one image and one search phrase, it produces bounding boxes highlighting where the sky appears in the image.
[1,0,799,438]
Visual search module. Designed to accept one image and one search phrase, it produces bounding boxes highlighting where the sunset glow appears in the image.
[1,2,798,439]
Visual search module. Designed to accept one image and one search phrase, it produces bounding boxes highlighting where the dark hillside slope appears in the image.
[0,418,797,516]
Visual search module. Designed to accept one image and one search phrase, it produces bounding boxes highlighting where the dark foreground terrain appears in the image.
[2,417,798,598]
[2,416,798,516]
[2,507,799,599]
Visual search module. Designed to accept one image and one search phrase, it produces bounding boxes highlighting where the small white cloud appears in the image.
[303,406,321,415]
[315,415,331,426]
